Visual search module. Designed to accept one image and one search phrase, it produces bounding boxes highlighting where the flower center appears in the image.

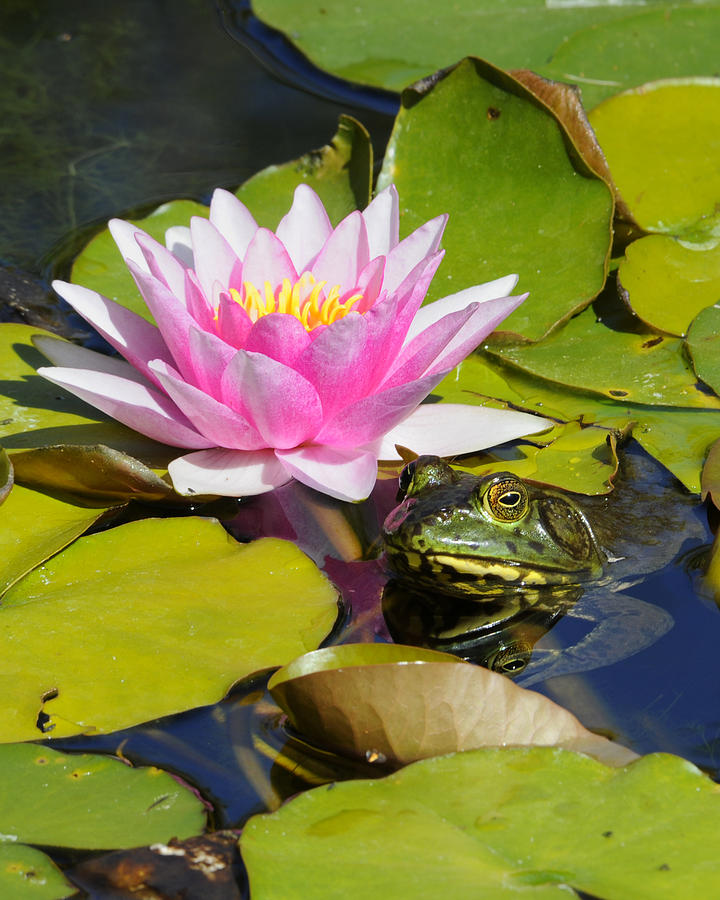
[229,272,363,332]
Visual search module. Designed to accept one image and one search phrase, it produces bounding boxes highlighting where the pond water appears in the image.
[3,0,720,890]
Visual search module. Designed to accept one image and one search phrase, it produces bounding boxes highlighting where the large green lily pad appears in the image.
[488,305,720,408]
[0,520,339,742]
[686,303,720,395]
[433,349,719,492]
[0,843,72,900]
[377,58,613,341]
[71,116,371,326]
[589,79,720,237]
[0,483,111,597]
[0,742,204,850]
[542,6,720,111]
[241,747,720,898]
[252,0,671,92]
[618,234,720,336]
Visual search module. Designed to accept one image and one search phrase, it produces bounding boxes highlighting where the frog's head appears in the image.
[382,456,604,598]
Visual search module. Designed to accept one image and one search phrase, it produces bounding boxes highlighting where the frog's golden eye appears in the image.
[481,476,529,522]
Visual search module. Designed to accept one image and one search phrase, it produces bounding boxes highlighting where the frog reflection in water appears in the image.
[382,454,681,684]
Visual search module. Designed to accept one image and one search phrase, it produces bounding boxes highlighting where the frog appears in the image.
[382,455,605,599]
[380,451,700,685]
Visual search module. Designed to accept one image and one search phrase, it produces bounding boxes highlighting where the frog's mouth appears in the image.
[386,547,600,591]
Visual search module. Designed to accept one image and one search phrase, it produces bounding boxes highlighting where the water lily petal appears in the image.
[362,184,400,257]
[221,350,323,448]
[184,269,215,331]
[381,304,479,390]
[423,294,527,376]
[168,448,290,497]
[294,312,369,418]
[209,188,259,259]
[190,216,242,304]
[126,262,199,385]
[404,274,520,344]
[316,372,443,447]
[149,359,266,450]
[353,256,386,314]
[311,211,369,291]
[275,445,378,502]
[37,366,213,449]
[376,404,553,460]
[276,184,333,273]
[187,327,236,398]
[108,219,151,274]
[382,214,447,294]
[51,279,173,386]
[242,227,299,292]
[33,335,153,387]
[135,232,189,307]
[165,225,194,268]
[244,313,313,367]
[216,291,254,349]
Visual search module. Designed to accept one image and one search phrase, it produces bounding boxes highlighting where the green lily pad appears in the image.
[542,6,720,111]
[378,58,613,341]
[0,482,111,597]
[71,116,371,326]
[0,742,204,850]
[0,323,171,465]
[0,520,339,742]
[433,350,718,492]
[0,843,72,900]
[236,114,371,229]
[588,79,720,237]
[241,748,720,898]
[488,305,720,408]
[618,235,720,336]
[459,422,620,495]
[686,303,720,394]
[701,435,720,509]
[269,644,636,768]
[252,0,667,92]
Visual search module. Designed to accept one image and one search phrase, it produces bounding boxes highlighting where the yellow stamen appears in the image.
[228,272,362,332]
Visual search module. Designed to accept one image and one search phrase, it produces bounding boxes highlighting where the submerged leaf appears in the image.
[269,644,636,768]
[242,748,720,898]
[0,521,339,742]
[378,58,613,341]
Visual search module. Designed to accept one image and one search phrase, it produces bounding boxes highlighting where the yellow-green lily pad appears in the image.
[0,520,339,742]
[0,447,12,506]
[686,303,720,394]
[589,78,720,237]
[269,644,636,768]
[378,58,613,341]
[0,742,204,850]
[701,435,720,510]
[0,483,112,597]
[242,747,720,898]
[433,350,719,492]
[70,116,370,326]
[618,234,720,336]
[488,304,719,408]
[542,6,720,111]
[0,843,72,900]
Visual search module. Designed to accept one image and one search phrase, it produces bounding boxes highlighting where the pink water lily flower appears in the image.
[39,184,550,501]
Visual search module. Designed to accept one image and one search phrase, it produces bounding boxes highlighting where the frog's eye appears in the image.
[481,476,529,522]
